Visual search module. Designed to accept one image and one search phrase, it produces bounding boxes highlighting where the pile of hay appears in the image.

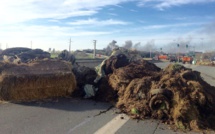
[0,59,76,101]
[100,59,215,131]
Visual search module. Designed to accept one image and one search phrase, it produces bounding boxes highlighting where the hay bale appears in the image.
[0,59,76,101]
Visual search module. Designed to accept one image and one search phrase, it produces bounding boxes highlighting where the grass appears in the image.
[51,53,59,58]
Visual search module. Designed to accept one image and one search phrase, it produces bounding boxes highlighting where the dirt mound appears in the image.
[105,62,215,131]
[0,59,76,102]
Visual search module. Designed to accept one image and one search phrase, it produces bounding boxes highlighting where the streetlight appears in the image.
[69,38,72,52]
[93,40,97,59]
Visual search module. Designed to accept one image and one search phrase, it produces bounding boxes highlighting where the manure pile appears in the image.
[98,59,215,131]
[0,59,76,101]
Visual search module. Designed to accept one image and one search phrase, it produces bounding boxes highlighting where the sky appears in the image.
[0,0,215,52]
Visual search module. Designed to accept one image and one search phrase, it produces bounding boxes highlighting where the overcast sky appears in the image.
[0,0,215,51]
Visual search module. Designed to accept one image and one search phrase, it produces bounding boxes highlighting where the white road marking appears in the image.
[67,117,93,134]
[94,114,129,134]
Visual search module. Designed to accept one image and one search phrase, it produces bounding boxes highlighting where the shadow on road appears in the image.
[13,97,113,112]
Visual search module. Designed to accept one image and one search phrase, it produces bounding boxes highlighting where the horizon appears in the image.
[0,0,215,52]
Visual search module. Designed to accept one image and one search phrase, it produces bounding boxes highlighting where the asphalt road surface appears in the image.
[0,62,215,134]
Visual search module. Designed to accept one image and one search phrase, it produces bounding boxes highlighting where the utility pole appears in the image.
[31,41,32,49]
[201,38,204,52]
[6,43,8,49]
[177,44,180,62]
[69,38,72,52]
[0,43,1,49]
[93,40,97,59]
[150,47,151,58]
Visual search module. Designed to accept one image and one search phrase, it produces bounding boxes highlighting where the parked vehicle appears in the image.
[182,56,193,64]
[158,55,168,60]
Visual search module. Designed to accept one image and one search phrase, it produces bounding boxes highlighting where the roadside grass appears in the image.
[51,53,59,58]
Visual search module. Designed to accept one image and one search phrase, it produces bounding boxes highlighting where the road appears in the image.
[0,62,215,134]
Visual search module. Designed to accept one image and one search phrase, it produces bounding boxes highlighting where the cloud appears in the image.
[201,21,215,35]
[0,24,115,50]
[136,22,206,30]
[68,18,129,26]
[130,9,138,12]
[108,13,118,16]
[155,0,215,10]
[0,0,130,24]
[137,0,215,10]
[0,24,113,39]
[1,0,213,24]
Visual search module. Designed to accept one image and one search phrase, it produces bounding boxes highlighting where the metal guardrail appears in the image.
[76,58,105,62]
[76,59,104,68]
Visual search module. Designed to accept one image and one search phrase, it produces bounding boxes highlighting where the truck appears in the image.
[158,55,168,60]
[182,56,193,64]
